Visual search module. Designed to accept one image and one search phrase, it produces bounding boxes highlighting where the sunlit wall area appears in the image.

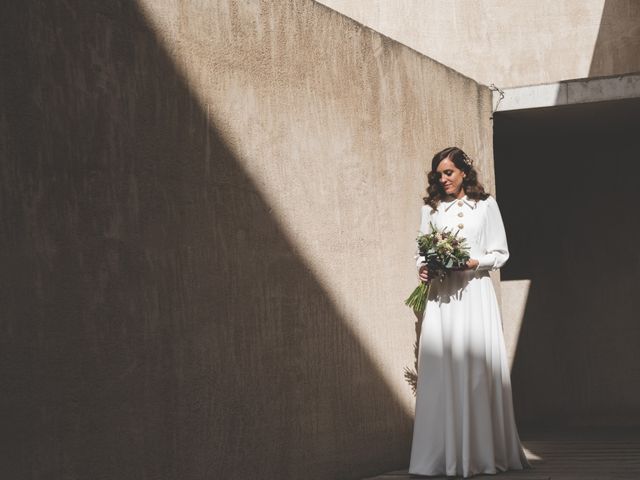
[0,1,493,479]
[315,0,640,88]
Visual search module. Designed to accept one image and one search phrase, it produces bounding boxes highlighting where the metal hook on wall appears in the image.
[489,83,504,120]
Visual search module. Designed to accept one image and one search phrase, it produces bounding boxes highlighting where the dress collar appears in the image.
[440,194,477,212]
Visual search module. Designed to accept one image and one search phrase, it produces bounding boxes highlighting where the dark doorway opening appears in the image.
[494,97,640,429]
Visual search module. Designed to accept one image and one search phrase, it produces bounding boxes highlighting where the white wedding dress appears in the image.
[409,195,531,478]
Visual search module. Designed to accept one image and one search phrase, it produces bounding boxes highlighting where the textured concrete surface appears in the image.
[315,0,640,88]
[0,1,493,479]
[494,72,640,112]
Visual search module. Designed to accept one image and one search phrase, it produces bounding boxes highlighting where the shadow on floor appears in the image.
[364,427,640,479]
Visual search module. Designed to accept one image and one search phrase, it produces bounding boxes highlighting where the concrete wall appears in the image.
[315,0,640,88]
[0,1,493,479]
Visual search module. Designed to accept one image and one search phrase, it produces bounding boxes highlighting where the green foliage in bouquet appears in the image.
[405,222,471,312]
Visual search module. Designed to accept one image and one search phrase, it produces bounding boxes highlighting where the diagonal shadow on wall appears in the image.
[0,2,413,479]
[588,0,640,78]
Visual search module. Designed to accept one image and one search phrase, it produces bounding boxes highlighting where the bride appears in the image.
[409,147,531,478]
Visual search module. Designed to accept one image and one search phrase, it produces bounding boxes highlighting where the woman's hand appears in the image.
[418,265,429,283]
[465,258,479,270]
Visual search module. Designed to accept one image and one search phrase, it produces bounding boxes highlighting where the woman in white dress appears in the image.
[409,147,531,478]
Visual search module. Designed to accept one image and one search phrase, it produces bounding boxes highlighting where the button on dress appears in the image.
[409,195,531,478]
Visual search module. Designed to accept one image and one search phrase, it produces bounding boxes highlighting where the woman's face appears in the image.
[436,157,466,198]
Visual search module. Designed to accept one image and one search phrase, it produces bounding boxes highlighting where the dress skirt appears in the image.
[408,269,531,478]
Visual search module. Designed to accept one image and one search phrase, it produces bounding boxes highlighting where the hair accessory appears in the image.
[462,153,473,167]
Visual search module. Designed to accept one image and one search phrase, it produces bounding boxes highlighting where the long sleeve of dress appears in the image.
[475,196,509,271]
[415,205,432,270]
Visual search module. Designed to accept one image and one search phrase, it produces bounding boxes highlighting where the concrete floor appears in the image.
[364,428,640,480]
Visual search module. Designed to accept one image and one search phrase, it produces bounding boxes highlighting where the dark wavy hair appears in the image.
[423,146,490,209]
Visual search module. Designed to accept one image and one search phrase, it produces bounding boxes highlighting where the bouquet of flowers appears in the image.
[405,222,471,312]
